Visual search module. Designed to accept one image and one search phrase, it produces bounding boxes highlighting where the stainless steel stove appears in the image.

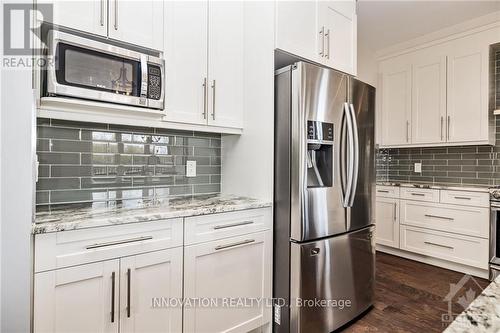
[488,187,500,280]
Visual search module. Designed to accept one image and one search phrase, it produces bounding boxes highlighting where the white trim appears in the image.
[376,244,489,279]
[376,10,500,61]
[38,99,243,135]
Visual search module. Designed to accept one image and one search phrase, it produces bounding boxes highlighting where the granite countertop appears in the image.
[445,276,500,332]
[33,194,272,234]
[376,181,491,193]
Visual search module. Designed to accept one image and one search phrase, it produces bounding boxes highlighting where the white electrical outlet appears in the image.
[414,162,422,173]
[186,160,197,177]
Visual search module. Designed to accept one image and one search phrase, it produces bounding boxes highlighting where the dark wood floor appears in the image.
[341,252,490,333]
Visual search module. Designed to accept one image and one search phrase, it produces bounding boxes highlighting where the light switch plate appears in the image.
[414,162,422,173]
[186,160,196,177]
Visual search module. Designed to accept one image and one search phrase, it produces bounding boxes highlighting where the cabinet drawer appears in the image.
[35,219,183,273]
[440,190,489,208]
[400,200,489,238]
[400,187,439,202]
[400,225,488,269]
[376,185,400,198]
[184,208,272,245]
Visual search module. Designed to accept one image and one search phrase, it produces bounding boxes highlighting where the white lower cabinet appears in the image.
[34,248,183,333]
[375,197,399,248]
[34,260,120,333]
[184,231,272,333]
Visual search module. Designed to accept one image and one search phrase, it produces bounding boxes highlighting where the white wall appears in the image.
[356,44,378,88]
[0,0,35,331]
[221,1,274,201]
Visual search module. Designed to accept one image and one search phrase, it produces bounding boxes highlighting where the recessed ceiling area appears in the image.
[358,0,500,53]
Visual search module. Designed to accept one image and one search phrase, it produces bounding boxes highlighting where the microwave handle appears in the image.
[140,55,148,100]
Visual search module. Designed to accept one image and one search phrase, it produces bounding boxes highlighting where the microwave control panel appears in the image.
[147,65,162,100]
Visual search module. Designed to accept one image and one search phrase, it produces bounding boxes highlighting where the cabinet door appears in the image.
[411,54,447,144]
[108,0,164,50]
[184,231,272,333]
[447,45,488,143]
[207,0,244,129]
[317,1,357,75]
[48,0,107,37]
[380,61,412,146]
[164,1,208,125]
[120,248,183,333]
[375,198,399,248]
[34,260,119,333]
[275,1,318,63]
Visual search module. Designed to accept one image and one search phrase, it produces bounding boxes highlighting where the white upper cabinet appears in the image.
[43,0,163,50]
[275,0,357,75]
[164,1,208,125]
[48,0,108,37]
[207,0,244,128]
[379,29,494,148]
[275,1,318,62]
[317,0,357,75]
[108,0,164,50]
[411,52,447,144]
[446,40,489,143]
[380,59,412,146]
[163,0,244,129]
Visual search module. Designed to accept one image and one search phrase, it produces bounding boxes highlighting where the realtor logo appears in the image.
[3,3,52,55]
[442,274,484,326]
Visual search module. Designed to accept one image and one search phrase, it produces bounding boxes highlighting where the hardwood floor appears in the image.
[341,252,490,333]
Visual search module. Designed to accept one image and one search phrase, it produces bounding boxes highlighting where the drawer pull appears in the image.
[424,214,454,221]
[411,193,426,196]
[110,271,116,323]
[213,221,254,230]
[424,241,454,250]
[86,236,153,250]
[215,239,255,251]
[377,190,390,193]
[454,196,471,200]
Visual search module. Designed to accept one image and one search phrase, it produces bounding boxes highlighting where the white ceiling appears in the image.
[358,0,500,53]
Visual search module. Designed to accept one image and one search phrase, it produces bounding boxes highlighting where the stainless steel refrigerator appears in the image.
[274,62,376,333]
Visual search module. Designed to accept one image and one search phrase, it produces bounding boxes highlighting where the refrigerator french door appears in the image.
[274,62,376,333]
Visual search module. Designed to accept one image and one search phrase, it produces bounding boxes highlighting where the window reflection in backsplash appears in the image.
[36,118,221,210]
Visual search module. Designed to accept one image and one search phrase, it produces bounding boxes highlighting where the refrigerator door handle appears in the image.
[343,102,354,208]
[348,103,359,207]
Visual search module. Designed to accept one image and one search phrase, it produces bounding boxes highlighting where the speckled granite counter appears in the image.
[376,182,491,193]
[33,194,272,234]
[444,276,500,332]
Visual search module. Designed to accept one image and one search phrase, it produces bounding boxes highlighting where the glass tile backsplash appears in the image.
[36,118,221,209]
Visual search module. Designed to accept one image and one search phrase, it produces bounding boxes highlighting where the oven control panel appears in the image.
[147,64,162,100]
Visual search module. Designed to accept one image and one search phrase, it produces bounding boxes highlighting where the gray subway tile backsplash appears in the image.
[36,119,222,209]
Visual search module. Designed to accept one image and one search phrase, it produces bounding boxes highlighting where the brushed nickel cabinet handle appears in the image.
[406,121,410,142]
[127,268,131,318]
[424,241,454,250]
[454,196,471,200]
[325,29,330,59]
[411,193,425,196]
[393,202,397,222]
[202,78,207,119]
[215,239,255,251]
[111,272,116,323]
[211,79,216,120]
[213,220,254,230]
[377,190,390,193]
[319,26,325,56]
[100,0,105,26]
[114,0,118,30]
[440,116,444,141]
[86,236,153,250]
[447,115,451,140]
[424,214,454,221]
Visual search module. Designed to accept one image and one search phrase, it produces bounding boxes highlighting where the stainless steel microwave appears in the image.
[46,30,164,109]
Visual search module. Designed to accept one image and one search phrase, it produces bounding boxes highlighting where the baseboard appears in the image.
[376,244,489,279]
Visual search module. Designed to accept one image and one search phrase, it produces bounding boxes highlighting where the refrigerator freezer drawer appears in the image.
[289,226,375,333]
